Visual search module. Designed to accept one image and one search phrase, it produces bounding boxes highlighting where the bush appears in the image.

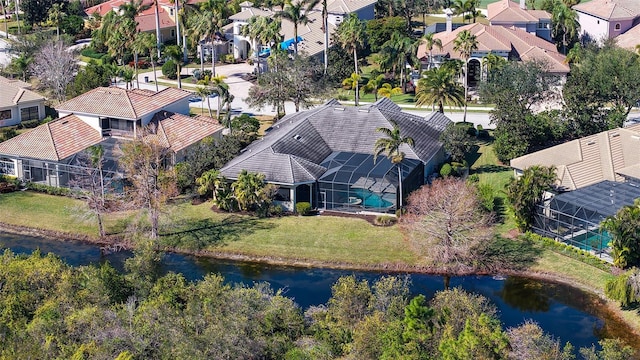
[0,175,20,193]
[374,215,397,226]
[269,204,284,217]
[222,54,235,64]
[26,182,75,197]
[521,232,611,272]
[128,60,150,69]
[296,202,312,216]
[162,60,177,79]
[455,121,476,137]
[0,128,18,142]
[395,208,406,217]
[81,47,105,60]
[477,183,495,212]
[467,173,480,183]
[100,54,113,65]
[440,163,453,177]
[20,119,41,129]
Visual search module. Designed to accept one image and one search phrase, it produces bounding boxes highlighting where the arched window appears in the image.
[615,23,621,31]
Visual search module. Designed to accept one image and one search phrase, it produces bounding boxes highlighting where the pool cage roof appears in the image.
[548,180,640,223]
[318,152,422,192]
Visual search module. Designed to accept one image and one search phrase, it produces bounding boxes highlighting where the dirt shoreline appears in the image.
[2,221,640,341]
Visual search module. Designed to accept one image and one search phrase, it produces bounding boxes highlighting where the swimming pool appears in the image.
[566,230,611,251]
[351,188,394,209]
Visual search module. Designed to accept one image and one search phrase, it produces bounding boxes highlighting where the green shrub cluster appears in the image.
[374,215,397,226]
[296,202,312,216]
[26,182,75,197]
[522,232,611,272]
[162,60,177,79]
[604,270,639,307]
[440,163,452,177]
[80,47,106,59]
[0,127,18,142]
[19,119,41,129]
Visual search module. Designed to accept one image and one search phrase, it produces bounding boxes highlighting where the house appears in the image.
[487,0,552,42]
[510,123,640,191]
[0,76,46,128]
[573,0,640,45]
[0,87,224,187]
[227,0,376,62]
[416,19,570,88]
[511,123,640,259]
[219,98,451,213]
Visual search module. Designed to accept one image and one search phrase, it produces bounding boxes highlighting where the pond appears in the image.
[1,231,638,352]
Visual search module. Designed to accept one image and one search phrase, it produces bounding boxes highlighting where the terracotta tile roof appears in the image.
[148,111,224,152]
[0,115,103,161]
[323,0,376,14]
[488,0,549,23]
[136,7,175,32]
[510,126,640,190]
[85,0,177,31]
[56,87,191,120]
[0,76,33,89]
[0,76,46,108]
[573,0,640,20]
[417,24,568,74]
[615,23,640,50]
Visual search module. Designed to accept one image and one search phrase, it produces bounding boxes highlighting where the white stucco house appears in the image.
[0,76,46,128]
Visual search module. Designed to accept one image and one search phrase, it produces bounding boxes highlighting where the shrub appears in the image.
[26,182,74,197]
[222,54,235,63]
[192,69,202,80]
[296,202,312,216]
[269,204,283,217]
[467,173,480,183]
[20,119,41,129]
[162,60,177,79]
[477,183,495,212]
[0,128,18,142]
[100,54,113,65]
[454,121,476,137]
[521,232,611,272]
[374,215,397,226]
[0,175,20,193]
[440,163,453,177]
[604,270,639,307]
[395,208,406,217]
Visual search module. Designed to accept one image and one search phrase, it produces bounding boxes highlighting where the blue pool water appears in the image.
[351,188,394,208]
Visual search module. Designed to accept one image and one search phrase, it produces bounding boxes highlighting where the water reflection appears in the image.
[499,277,551,312]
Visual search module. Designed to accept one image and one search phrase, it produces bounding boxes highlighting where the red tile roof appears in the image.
[488,0,549,23]
[573,0,640,21]
[56,87,192,120]
[150,111,224,152]
[0,115,103,161]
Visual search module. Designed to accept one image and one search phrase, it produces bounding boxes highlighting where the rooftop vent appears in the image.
[293,134,301,140]
[587,140,596,145]
[334,107,345,111]
[358,108,369,113]
[611,132,620,137]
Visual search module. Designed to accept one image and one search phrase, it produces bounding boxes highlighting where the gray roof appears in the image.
[551,180,640,220]
[220,98,451,184]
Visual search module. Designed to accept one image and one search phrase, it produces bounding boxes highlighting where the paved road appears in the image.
[0,37,14,66]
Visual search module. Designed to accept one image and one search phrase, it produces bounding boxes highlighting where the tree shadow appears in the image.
[474,164,511,174]
[478,235,542,272]
[465,144,481,168]
[158,215,274,251]
[493,196,508,223]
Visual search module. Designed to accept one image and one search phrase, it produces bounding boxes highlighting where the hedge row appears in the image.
[522,232,612,272]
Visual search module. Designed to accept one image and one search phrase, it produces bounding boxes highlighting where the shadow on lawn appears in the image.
[479,235,542,272]
[474,164,511,174]
[159,215,274,251]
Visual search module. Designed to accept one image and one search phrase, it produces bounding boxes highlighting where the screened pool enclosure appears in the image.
[532,181,640,257]
[317,152,423,213]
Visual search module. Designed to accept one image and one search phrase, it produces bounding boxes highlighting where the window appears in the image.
[615,23,621,31]
[0,109,11,120]
[171,29,175,37]
[20,106,39,121]
[170,8,174,15]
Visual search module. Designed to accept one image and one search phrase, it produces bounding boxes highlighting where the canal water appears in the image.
[0,231,636,352]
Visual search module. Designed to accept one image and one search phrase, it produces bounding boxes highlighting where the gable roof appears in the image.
[148,111,224,152]
[0,76,46,108]
[488,0,550,23]
[0,114,103,161]
[615,23,640,50]
[573,0,640,21]
[510,124,640,190]
[220,98,451,184]
[416,23,569,74]
[55,87,191,120]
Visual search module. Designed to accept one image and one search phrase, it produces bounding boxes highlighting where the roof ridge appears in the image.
[12,88,25,104]
[290,155,318,180]
[45,120,61,161]
[123,88,138,119]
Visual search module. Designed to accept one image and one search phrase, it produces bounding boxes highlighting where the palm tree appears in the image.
[233,170,265,211]
[196,169,222,200]
[361,74,385,101]
[120,66,135,89]
[131,32,150,89]
[190,0,227,75]
[482,53,507,78]
[342,73,361,102]
[453,29,478,123]
[278,0,317,55]
[242,16,282,74]
[552,3,579,55]
[374,120,415,209]
[422,32,442,70]
[415,67,465,113]
[164,45,183,88]
[47,3,66,41]
[336,13,365,105]
[10,54,32,82]
[377,83,402,98]
[138,32,159,92]
[195,82,212,116]
[210,74,228,118]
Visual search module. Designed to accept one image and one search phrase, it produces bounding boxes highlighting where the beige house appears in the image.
[510,123,640,191]
[0,76,46,128]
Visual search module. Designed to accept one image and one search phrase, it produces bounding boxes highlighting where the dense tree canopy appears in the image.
[506,165,556,232]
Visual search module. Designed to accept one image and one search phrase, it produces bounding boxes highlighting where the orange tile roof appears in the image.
[56,87,192,120]
[151,111,224,152]
[573,0,640,20]
[0,115,103,161]
[488,0,548,23]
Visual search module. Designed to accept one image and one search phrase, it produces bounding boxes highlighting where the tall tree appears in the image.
[551,3,579,55]
[422,32,442,70]
[190,0,227,75]
[399,177,494,273]
[30,41,78,102]
[278,0,317,55]
[47,3,65,41]
[335,13,365,105]
[415,66,464,113]
[361,74,385,101]
[506,165,556,232]
[601,199,640,269]
[374,120,415,209]
[164,45,183,88]
[453,29,477,123]
[119,126,178,239]
[138,32,159,92]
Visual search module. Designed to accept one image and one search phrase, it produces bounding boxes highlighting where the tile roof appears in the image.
[573,0,640,20]
[150,111,224,152]
[510,125,640,190]
[56,87,191,120]
[322,0,377,14]
[488,0,550,23]
[615,23,640,50]
[416,23,569,74]
[0,115,103,161]
[220,98,451,184]
[0,76,46,108]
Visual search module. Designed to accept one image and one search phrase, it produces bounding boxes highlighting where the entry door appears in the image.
[319,191,326,210]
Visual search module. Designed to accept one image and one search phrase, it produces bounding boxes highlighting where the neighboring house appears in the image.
[0,87,224,187]
[220,98,451,213]
[227,0,376,62]
[416,19,570,87]
[510,123,640,191]
[510,123,640,259]
[0,76,46,128]
[487,0,552,42]
[573,0,640,45]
